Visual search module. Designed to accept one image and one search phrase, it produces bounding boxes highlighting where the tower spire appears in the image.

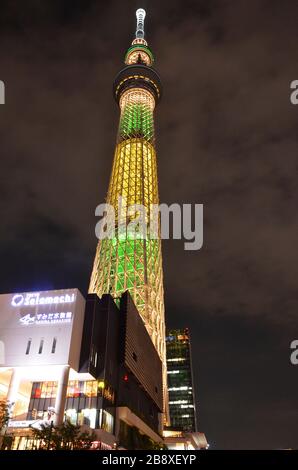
[135,8,146,39]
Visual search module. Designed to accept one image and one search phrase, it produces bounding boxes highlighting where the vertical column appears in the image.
[6,368,21,417]
[54,365,70,426]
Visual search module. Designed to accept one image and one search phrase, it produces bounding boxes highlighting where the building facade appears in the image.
[166,329,197,432]
[0,288,163,450]
[88,9,168,420]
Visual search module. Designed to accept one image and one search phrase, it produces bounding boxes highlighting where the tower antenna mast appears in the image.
[135,8,146,39]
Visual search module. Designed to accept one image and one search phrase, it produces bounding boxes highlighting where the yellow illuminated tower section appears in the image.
[89,9,168,419]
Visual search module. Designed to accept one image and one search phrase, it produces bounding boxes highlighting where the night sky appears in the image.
[0,0,298,449]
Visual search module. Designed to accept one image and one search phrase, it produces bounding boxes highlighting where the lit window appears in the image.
[169,400,188,405]
[101,410,114,433]
[168,386,189,391]
[78,408,97,429]
[67,380,98,398]
[167,358,185,362]
[31,381,57,399]
[65,409,77,426]
[177,334,189,341]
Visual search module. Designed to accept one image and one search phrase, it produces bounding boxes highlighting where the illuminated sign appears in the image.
[8,420,36,428]
[19,311,73,326]
[8,419,51,429]
[11,292,76,308]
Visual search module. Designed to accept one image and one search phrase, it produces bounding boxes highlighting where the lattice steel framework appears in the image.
[89,9,168,420]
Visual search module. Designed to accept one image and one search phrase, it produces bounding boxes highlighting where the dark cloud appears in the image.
[0,0,297,448]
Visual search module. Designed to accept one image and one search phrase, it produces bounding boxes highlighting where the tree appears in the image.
[56,420,80,450]
[30,420,96,450]
[30,422,59,450]
[57,421,96,450]
[0,400,11,450]
[119,424,165,450]
[0,400,10,433]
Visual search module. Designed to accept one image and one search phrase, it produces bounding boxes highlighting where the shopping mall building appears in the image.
[0,288,163,450]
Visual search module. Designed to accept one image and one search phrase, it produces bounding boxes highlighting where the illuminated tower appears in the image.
[89,9,168,419]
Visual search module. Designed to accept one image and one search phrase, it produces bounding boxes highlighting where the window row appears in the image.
[30,380,114,400]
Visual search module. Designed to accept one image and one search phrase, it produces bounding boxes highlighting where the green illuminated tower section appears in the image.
[89,9,168,419]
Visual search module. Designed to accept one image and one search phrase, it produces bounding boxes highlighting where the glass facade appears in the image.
[166,329,197,432]
[67,380,98,398]
[27,379,115,432]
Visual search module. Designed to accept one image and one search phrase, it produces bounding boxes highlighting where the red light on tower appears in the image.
[123,374,129,382]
